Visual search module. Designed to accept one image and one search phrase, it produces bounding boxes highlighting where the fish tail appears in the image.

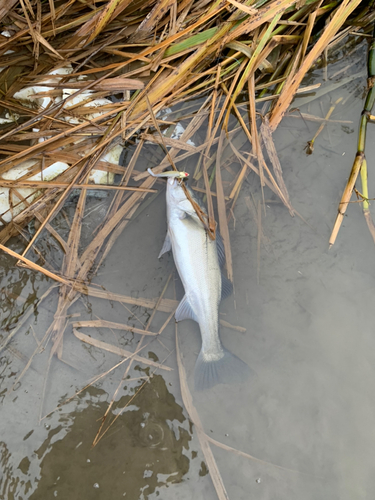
[194,347,250,391]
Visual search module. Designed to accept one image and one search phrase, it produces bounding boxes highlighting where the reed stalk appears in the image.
[330,23,375,247]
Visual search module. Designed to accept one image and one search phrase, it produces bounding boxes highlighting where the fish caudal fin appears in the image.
[194,348,250,391]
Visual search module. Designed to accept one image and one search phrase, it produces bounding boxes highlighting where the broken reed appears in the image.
[330,23,375,247]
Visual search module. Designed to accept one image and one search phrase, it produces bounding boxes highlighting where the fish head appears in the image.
[166,177,187,204]
[166,177,196,220]
[166,177,207,225]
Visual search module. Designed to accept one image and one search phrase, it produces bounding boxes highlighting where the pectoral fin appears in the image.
[175,295,198,322]
[178,199,203,225]
[158,231,172,258]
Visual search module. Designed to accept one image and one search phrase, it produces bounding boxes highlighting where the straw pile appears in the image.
[0,0,372,245]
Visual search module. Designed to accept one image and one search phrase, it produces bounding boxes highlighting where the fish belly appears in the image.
[170,217,221,341]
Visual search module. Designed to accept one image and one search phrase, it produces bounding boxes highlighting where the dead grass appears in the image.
[0,1,373,497]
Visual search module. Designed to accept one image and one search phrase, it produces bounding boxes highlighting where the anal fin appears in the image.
[175,295,197,322]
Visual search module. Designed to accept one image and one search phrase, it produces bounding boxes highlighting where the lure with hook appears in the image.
[147,168,189,180]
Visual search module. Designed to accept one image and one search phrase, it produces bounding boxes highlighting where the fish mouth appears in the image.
[167,177,179,186]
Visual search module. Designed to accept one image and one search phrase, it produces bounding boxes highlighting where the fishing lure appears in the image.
[147,168,189,180]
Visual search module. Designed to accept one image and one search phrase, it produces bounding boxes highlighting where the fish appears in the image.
[159,176,249,390]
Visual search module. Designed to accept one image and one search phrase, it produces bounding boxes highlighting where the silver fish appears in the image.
[159,177,249,390]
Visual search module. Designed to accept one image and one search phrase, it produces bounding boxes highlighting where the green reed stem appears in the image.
[360,25,375,212]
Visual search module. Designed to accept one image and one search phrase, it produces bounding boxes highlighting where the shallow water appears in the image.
[1,37,375,499]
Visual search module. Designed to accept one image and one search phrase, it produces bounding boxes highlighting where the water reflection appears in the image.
[0,376,192,499]
[0,248,43,333]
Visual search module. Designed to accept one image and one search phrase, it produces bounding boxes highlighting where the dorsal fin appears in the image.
[216,232,225,268]
[221,274,233,300]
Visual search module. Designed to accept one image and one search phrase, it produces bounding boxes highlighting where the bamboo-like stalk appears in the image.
[329,25,375,247]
